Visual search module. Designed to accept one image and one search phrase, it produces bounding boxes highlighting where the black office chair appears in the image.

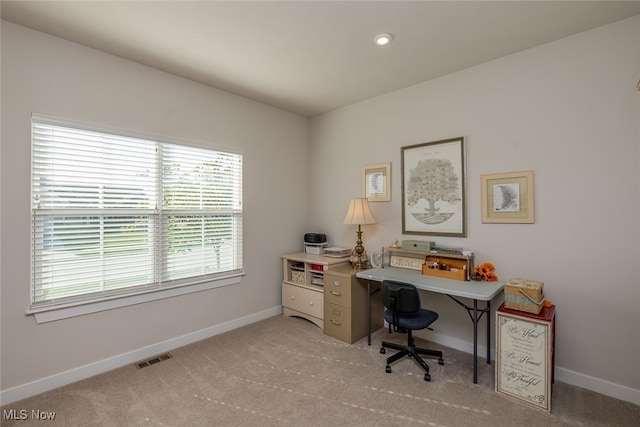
[379,280,444,381]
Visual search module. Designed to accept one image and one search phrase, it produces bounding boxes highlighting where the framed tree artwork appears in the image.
[481,171,534,223]
[401,137,466,237]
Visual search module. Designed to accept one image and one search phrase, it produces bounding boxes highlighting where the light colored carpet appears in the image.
[2,315,639,426]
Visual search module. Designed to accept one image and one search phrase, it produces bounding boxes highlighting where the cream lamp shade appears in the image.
[342,198,377,225]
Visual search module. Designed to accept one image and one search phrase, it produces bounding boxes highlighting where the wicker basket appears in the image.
[291,271,305,285]
[504,278,544,314]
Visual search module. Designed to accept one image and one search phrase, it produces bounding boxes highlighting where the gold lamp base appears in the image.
[350,225,369,270]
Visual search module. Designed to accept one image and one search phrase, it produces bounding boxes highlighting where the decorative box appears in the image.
[401,240,434,251]
[504,278,545,314]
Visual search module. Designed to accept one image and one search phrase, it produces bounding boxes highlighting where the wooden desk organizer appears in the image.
[421,254,472,281]
[385,246,473,281]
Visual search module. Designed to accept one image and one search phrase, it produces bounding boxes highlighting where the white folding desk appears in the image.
[356,267,504,384]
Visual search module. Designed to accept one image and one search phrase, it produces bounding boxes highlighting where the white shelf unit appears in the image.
[281,252,349,329]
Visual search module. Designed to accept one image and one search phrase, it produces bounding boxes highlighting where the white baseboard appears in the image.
[0,306,282,406]
[426,331,639,406]
[555,367,640,406]
[3,308,638,407]
[412,327,494,361]
[428,331,494,361]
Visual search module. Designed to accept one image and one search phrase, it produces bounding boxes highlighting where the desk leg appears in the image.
[486,300,491,364]
[367,280,372,346]
[447,295,491,384]
[473,299,478,384]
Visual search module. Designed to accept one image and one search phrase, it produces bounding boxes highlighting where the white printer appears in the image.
[303,233,327,254]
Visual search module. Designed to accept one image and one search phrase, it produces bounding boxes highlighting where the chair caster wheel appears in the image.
[380,348,386,354]
[424,373,431,382]
[438,358,445,365]
[385,366,392,373]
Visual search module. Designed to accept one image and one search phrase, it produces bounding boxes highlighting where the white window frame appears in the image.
[29,114,244,323]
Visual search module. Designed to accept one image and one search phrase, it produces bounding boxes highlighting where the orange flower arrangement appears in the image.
[472,262,498,281]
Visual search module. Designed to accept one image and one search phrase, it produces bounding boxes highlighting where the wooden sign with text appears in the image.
[496,308,554,412]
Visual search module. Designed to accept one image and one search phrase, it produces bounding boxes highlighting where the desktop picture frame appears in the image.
[481,170,534,223]
[401,137,466,237]
[362,162,391,202]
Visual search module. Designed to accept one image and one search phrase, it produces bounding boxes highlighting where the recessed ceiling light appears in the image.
[374,33,393,47]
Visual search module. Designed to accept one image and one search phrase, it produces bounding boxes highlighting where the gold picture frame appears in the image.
[481,170,534,223]
[362,162,391,202]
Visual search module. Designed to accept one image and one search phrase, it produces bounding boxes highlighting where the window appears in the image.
[31,114,243,314]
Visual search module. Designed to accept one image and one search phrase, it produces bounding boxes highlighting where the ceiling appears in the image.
[2,1,640,117]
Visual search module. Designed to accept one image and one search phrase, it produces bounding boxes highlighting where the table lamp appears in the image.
[343,198,377,270]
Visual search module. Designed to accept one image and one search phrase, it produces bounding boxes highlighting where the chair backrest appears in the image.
[381,280,421,315]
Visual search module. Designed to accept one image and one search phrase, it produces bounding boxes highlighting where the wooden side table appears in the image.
[496,303,556,412]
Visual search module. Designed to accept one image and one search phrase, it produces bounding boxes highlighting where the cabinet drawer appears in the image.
[324,302,354,343]
[282,283,323,319]
[324,272,353,307]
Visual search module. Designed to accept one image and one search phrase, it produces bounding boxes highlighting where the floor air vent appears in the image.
[135,353,173,369]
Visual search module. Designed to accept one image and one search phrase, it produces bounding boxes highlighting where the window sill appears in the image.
[27,272,245,324]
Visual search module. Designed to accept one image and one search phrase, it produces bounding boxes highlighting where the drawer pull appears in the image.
[308,301,314,306]
[332,281,341,287]
[332,309,341,316]
[330,320,342,326]
[290,296,295,300]
[330,291,342,296]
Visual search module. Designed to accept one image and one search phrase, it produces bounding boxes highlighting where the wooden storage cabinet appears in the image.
[496,303,556,412]
[324,265,383,344]
[282,253,349,329]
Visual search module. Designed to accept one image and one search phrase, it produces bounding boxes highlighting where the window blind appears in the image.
[31,114,243,308]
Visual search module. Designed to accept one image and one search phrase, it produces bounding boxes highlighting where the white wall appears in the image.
[0,21,309,403]
[309,16,640,404]
[2,15,639,406]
